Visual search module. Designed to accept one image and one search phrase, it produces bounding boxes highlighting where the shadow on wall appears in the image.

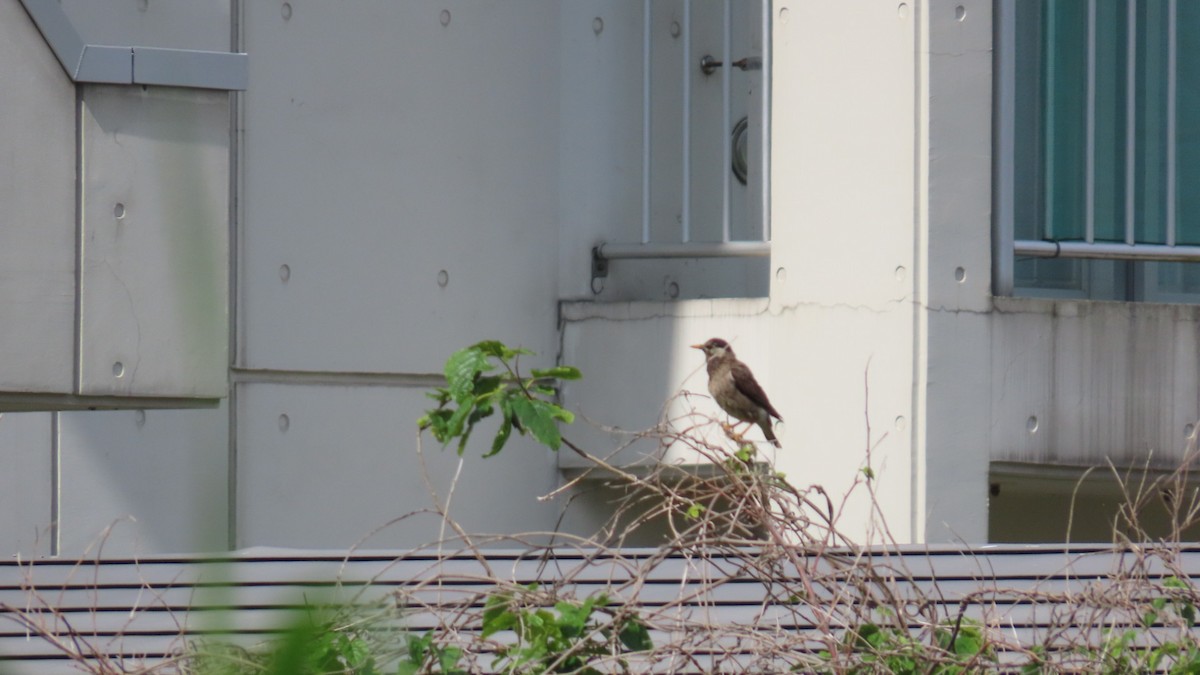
[989,465,1200,543]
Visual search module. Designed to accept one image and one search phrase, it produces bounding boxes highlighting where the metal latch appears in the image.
[700,55,762,76]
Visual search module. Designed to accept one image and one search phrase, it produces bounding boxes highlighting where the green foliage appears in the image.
[418,341,579,456]
[184,607,386,675]
[396,632,466,674]
[1019,577,1200,674]
[480,586,651,673]
[819,618,994,674]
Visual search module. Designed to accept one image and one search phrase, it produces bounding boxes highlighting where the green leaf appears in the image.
[445,347,493,401]
[486,413,513,458]
[618,617,653,652]
[685,503,706,519]
[511,397,565,450]
[438,646,464,672]
[473,340,533,360]
[530,366,583,381]
[424,387,452,404]
[482,594,517,638]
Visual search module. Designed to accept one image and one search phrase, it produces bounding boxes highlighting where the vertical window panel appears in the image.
[1092,1,1129,242]
[1134,0,1169,244]
[1176,1,1200,245]
[1042,0,1088,242]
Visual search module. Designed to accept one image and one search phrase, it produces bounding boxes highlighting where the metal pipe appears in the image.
[993,0,1016,296]
[681,0,692,243]
[597,241,771,260]
[721,0,732,243]
[642,0,652,244]
[760,0,771,241]
[1015,239,1200,262]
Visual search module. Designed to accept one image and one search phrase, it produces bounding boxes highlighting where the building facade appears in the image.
[2,0,1197,556]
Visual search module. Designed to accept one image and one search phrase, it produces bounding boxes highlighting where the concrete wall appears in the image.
[560,0,921,543]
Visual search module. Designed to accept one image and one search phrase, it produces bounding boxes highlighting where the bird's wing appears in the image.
[731,361,783,421]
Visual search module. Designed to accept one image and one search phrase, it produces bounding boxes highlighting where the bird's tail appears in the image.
[760,421,781,448]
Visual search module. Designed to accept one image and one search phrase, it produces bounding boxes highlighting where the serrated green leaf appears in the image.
[511,397,563,450]
[445,347,493,402]
[530,366,583,381]
[486,413,513,458]
[473,375,503,397]
[473,340,533,360]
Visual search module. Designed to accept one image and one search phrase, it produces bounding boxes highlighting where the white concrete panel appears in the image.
[0,0,77,394]
[990,298,1200,469]
[559,298,915,543]
[0,413,54,557]
[58,405,229,555]
[240,1,560,373]
[924,0,993,314]
[235,383,561,549]
[770,0,917,309]
[923,311,990,542]
[78,85,230,398]
[59,0,232,52]
[918,0,994,542]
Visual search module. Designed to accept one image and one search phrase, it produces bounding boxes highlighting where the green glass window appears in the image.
[1004,0,1200,301]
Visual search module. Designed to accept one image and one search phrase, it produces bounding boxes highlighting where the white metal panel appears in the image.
[0,0,77,394]
[556,1,769,301]
[58,0,232,52]
[0,413,53,557]
[239,1,561,373]
[57,405,229,556]
[78,84,230,398]
[235,383,560,550]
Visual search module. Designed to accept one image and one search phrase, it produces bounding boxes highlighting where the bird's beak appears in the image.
[690,344,704,350]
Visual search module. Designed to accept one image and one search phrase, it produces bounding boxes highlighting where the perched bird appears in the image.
[692,338,783,447]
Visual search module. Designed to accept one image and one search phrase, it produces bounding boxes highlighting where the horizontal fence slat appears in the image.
[4,545,1200,670]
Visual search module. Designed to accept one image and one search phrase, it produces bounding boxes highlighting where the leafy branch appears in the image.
[418,341,580,457]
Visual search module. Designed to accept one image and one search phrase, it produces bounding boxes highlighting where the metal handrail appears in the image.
[1015,239,1200,262]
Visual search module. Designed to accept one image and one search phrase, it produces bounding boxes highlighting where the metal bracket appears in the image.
[591,245,609,279]
[590,246,609,295]
[700,55,762,76]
